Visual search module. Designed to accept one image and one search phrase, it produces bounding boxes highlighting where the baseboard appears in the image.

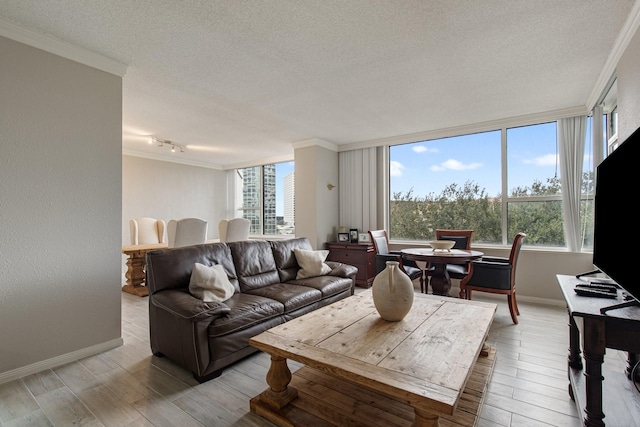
[0,337,123,385]
[449,285,566,308]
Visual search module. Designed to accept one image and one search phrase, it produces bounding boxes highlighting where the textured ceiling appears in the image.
[0,1,636,168]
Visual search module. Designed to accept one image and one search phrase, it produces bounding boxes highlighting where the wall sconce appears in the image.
[327,184,336,190]
[148,136,185,153]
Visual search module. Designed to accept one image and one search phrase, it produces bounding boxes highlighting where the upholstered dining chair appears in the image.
[434,229,475,288]
[167,218,208,248]
[218,218,251,242]
[129,217,165,245]
[461,232,526,324]
[369,229,423,288]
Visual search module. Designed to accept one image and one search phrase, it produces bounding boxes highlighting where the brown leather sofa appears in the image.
[145,237,357,383]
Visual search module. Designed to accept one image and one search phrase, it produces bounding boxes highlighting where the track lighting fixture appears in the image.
[148,136,185,153]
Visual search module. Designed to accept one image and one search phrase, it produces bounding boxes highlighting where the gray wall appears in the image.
[0,36,122,377]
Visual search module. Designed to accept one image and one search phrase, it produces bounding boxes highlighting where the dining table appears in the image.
[121,243,168,297]
[401,248,484,297]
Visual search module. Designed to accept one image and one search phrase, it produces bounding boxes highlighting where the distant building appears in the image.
[284,171,294,226]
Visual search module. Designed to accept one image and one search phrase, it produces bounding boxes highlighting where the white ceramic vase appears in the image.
[372,261,414,321]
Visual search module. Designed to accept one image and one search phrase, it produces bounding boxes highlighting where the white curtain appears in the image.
[558,116,587,252]
[339,148,378,233]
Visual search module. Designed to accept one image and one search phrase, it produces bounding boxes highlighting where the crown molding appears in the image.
[586,0,640,110]
[341,106,588,151]
[223,154,294,170]
[292,138,338,151]
[122,149,224,170]
[0,18,127,77]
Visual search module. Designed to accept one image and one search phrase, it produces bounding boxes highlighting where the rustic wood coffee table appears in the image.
[249,290,497,426]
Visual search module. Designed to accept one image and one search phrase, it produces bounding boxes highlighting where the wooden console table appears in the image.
[325,241,376,288]
[557,274,640,426]
[122,243,167,297]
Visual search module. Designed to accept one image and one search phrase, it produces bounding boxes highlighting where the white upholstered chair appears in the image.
[218,218,251,242]
[129,217,165,245]
[167,218,208,248]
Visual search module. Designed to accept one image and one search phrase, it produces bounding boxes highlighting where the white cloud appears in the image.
[523,154,557,166]
[412,145,438,154]
[430,158,482,171]
[390,160,404,176]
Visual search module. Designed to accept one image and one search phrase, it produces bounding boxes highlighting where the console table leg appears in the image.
[568,315,582,370]
[626,352,640,381]
[259,355,298,410]
[583,317,605,427]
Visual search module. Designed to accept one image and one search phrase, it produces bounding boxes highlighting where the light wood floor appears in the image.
[1,285,633,426]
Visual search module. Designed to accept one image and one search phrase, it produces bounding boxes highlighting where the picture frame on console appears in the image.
[338,232,350,242]
[350,228,359,243]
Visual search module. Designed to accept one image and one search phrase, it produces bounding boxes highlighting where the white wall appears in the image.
[617,21,640,140]
[294,143,339,248]
[0,36,123,378]
[122,155,227,244]
[122,155,227,278]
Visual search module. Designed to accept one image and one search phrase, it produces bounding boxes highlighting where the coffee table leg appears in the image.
[258,354,298,409]
[414,407,440,426]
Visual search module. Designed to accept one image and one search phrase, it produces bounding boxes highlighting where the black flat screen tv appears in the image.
[592,125,640,310]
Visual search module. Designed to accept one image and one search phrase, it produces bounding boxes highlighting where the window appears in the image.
[506,122,563,247]
[389,120,594,249]
[389,131,501,243]
[235,162,295,235]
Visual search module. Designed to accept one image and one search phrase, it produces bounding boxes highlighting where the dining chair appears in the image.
[435,229,475,288]
[461,232,526,324]
[129,217,165,245]
[167,218,208,248]
[219,218,251,242]
[368,230,423,289]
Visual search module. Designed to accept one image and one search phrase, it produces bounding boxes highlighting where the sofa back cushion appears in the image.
[270,237,313,282]
[146,243,239,295]
[227,240,280,292]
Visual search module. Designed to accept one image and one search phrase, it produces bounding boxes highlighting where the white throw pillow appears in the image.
[189,263,235,302]
[294,248,332,279]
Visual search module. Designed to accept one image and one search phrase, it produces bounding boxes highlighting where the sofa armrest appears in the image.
[151,289,231,323]
[326,261,359,279]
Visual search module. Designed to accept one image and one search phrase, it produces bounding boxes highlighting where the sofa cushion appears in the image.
[287,275,353,298]
[228,240,280,291]
[246,283,322,313]
[209,293,284,337]
[271,237,313,282]
[293,248,332,279]
[189,263,235,302]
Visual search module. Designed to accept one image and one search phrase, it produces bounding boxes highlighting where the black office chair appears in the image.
[369,230,423,289]
[461,232,526,324]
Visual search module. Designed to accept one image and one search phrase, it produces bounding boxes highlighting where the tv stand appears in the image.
[600,298,640,315]
[575,269,601,280]
[557,275,640,426]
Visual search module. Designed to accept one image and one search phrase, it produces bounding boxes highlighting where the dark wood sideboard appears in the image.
[556,274,640,426]
[325,242,376,288]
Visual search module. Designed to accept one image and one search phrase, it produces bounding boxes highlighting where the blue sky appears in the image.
[390,121,593,198]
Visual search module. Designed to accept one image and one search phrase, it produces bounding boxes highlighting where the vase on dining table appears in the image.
[372,261,414,321]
